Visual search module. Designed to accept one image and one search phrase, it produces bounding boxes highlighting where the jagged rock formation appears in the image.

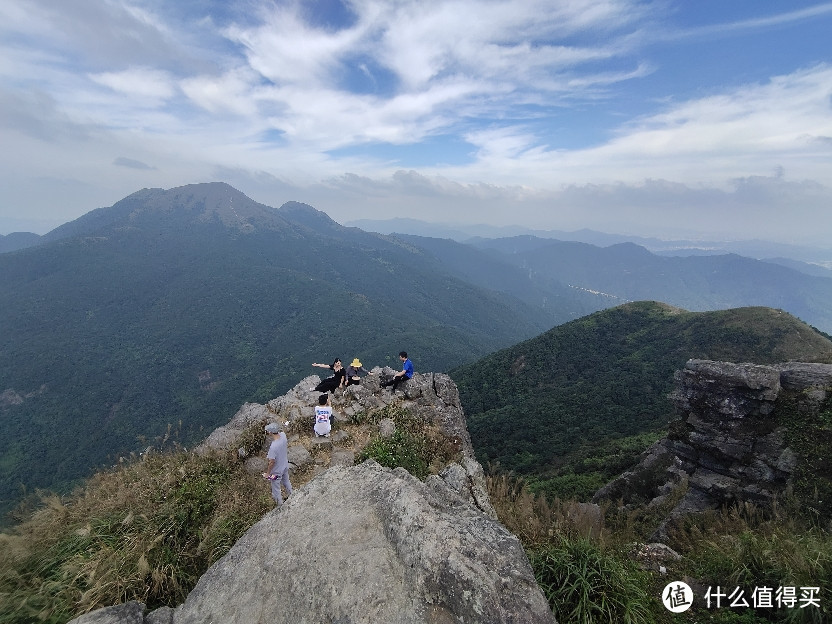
[195,368,494,517]
[68,371,554,623]
[593,359,832,537]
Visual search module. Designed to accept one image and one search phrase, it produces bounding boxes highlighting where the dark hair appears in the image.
[332,358,342,367]
[318,394,329,405]
[399,351,408,358]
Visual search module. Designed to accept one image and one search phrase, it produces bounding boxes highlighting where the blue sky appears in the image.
[1,0,831,244]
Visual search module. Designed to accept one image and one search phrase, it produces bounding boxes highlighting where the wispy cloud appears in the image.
[0,0,830,244]
[89,67,176,104]
[665,2,832,40]
[113,156,156,170]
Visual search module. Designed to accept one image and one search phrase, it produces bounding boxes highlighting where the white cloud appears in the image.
[665,2,832,40]
[1,0,831,246]
[567,64,832,182]
[181,68,259,116]
[217,0,650,149]
[226,2,366,87]
[89,67,176,103]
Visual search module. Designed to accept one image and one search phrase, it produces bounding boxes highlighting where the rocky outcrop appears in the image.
[69,371,551,623]
[172,460,554,624]
[195,368,493,517]
[593,359,832,536]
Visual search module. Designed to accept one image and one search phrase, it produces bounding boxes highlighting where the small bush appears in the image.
[355,404,459,480]
[357,429,429,479]
[528,535,654,624]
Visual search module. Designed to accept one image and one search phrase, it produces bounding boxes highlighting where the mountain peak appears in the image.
[277,200,343,232]
[136,183,285,231]
[43,183,290,241]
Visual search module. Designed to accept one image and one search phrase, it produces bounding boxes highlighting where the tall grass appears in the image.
[0,448,272,623]
[488,469,832,624]
[671,501,832,624]
[488,471,656,623]
[529,536,654,624]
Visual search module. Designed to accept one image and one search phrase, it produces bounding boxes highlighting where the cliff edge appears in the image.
[593,359,832,539]
[67,370,556,624]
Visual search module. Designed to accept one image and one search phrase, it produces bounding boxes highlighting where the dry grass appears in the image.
[0,397,464,623]
[0,449,273,623]
[486,471,608,547]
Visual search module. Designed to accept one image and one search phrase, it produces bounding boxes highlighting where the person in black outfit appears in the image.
[312,358,346,393]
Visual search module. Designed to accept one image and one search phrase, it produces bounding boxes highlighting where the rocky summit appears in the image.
[593,359,832,539]
[67,369,555,624]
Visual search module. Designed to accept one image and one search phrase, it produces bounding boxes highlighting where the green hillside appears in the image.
[0,183,555,520]
[451,302,832,500]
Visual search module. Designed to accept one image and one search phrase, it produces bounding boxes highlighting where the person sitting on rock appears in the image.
[381,351,414,393]
[311,358,346,393]
[314,393,332,437]
[345,357,373,387]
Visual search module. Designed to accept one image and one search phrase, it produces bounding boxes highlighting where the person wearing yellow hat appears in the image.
[345,357,373,387]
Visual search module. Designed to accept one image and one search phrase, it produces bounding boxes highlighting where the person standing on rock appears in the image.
[311,358,346,394]
[263,422,292,506]
[314,393,333,437]
[381,351,414,393]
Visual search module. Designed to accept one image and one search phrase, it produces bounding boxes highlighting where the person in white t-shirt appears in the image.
[314,393,332,437]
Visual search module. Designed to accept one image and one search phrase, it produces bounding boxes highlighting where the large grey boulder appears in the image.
[173,460,555,624]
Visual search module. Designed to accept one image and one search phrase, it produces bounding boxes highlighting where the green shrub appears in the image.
[528,535,654,624]
[357,429,429,479]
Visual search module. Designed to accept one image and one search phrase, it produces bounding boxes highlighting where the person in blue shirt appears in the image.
[382,351,413,393]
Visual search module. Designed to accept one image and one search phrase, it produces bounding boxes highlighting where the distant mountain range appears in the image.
[11,215,832,269]
[466,235,832,334]
[450,302,832,500]
[389,232,832,335]
[3,182,832,521]
[347,217,832,268]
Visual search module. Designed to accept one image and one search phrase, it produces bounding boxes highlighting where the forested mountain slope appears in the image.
[0,183,554,519]
[451,302,832,499]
